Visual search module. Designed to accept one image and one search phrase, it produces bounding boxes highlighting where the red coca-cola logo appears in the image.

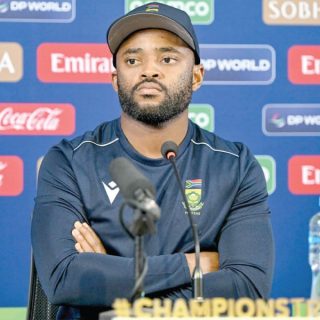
[0,103,75,135]
[0,156,23,196]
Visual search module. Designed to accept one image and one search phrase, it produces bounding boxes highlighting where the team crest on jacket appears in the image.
[183,179,204,214]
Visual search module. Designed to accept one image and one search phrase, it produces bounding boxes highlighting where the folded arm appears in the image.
[32,146,191,307]
[160,147,275,300]
[32,143,274,306]
[72,220,219,275]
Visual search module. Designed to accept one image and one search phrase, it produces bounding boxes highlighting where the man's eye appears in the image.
[127,59,136,65]
[162,57,176,64]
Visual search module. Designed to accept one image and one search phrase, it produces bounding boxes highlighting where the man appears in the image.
[32,2,274,320]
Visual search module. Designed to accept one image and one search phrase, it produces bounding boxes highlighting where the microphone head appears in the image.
[161,141,178,160]
[109,157,156,200]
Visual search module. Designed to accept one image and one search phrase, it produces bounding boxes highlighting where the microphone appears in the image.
[109,157,161,221]
[161,140,178,160]
[161,141,204,300]
[109,157,161,300]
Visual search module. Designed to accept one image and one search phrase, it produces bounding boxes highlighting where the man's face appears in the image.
[112,29,203,127]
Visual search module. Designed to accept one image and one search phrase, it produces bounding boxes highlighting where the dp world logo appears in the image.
[0,0,75,23]
[270,113,286,128]
[255,155,276,195]
[263,104,320,136]
[201,44,276,85]
[0,1,9,13]
[125,0,214,24]
[188,104,214,132]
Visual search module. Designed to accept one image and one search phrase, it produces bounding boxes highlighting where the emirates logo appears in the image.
[37,43,114,83]
[0,161,7,187]
[0,156,23,196]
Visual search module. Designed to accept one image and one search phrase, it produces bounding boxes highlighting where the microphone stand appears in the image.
[132,209,146,301]
[167,155,203,300]
[119,189,160,301]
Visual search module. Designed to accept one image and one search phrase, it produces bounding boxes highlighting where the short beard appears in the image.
[117,73,193,128]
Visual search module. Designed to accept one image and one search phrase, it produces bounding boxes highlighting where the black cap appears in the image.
[106,2,200,67]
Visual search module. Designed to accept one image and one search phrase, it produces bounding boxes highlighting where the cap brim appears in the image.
[107,13,195,54]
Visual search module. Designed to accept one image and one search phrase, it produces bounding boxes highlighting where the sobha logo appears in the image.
[263,0,320,25]
[125,0,214,24]
[0,0,75,23]
[188,104,214,132]
[0,42,23,82]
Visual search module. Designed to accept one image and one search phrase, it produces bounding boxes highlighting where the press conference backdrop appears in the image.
[0,0,319,318]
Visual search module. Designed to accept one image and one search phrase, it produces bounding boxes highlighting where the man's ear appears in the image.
[192,64,204,91]
[111,70,118,92]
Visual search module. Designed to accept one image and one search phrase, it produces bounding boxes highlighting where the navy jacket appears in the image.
[32,119,274,319]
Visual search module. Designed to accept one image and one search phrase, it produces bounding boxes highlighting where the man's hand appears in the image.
[185,252,219,276]
[71,221,219,274]
[72,221,107,254]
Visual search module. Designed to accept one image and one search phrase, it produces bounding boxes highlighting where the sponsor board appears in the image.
[201,45,276,85]
[0,0,75,23]
[288,45,320,84]
[0,156,23,196]
[125,0,214,24]
[263,0,320,25]
[0,308,26,320]
[0,42,23,82]
[0,103,75,135]
[111,297,316,318]
[256,155,276,195]
[289,155,320,195]
[262,104,320,136]
[37,43,114,83]
[188,104,214,132]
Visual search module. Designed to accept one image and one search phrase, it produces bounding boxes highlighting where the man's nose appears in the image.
[141,60,160,78]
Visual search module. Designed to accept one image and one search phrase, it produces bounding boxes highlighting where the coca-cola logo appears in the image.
[0,103,75,135]
[0,156,23,196]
